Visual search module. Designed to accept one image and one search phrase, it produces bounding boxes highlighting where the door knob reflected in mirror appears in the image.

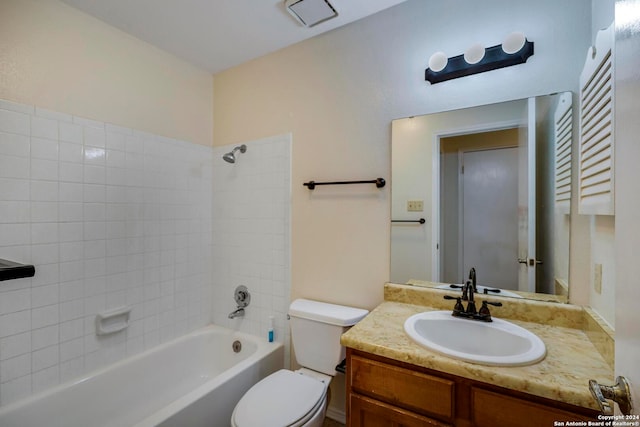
[518,258,543,266]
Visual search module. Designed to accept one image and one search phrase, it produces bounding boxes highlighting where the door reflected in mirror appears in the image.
[391,92,572,302]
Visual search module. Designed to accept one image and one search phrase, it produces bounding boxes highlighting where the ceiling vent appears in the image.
[285,0,338,27]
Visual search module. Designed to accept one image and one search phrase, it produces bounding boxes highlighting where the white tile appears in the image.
[31,305,59,329]
[84,203,105,222]
[0,155,30,179]
[30,180,58,201]
[0,109,30,135]
[59,300,84,323]
[59,222,82,243]
[0,201,30,223]
[59,141,83,163]
[59,202,83,222]
[31,324,58,350]
[59,122,83,144]
[0,131,30,157]
[30,137,58,160]
[0,223,30,246]
[0,289,31,315]
[30,116,58,140]
[83,222,105,241]
[106,149,126,168]
[31,222,58,245]
[83,126,106,148]
[59,337,83,362]
[83,165,105,184]
[83,147,105,165]
[59,356,84,383]
[0,332,31,360]
[59,182,83,202]
[59,260,83,283]
[31,243,59,265]
[0,353,31,382]
[83,240,106,260]
[59,280,84,304]
[31,158,59,181]
[59,318,84,342]
[59,162,83,183]
[30,201,58,222]
[0,310,31,338]
[83,184,105,203]
[84,257,106,278]
[0,178,30,201]
[31,345,58,372]
[32,284,59,308]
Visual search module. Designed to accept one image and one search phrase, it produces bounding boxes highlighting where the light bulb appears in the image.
[502,32,526,54]
[428,52,448,72]
[464,43,485,64]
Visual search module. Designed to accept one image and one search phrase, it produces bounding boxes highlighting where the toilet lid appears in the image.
[233,369,326,427]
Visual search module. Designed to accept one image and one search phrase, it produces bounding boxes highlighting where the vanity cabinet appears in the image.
[346,349,599,427]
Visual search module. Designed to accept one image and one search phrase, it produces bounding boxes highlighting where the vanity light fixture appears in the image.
[425,32,534,84]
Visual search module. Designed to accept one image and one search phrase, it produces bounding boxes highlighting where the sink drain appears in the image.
[232,340,242,353]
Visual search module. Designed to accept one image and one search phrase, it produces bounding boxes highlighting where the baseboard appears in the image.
[325,406,346,424]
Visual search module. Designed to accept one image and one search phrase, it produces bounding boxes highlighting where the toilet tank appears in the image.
[288,299,368,376]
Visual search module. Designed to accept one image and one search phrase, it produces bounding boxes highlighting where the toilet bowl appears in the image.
[231,299,368,427]
[230,369,329,427]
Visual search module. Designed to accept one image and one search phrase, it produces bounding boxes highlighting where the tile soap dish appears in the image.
[0,258,36,281]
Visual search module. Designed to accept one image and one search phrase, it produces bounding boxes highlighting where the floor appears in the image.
[323,418,345,427]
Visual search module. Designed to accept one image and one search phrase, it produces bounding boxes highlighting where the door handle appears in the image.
[518,258,543,266]
[589,376,633,415]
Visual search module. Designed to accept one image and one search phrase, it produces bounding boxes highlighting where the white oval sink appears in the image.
[435,284,523,298]
[404,311,546,366]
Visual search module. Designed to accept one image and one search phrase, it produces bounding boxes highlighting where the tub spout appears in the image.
[228,308,245,319]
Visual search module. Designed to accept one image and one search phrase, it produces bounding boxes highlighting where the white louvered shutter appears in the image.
[578,22,615,215]
[554,92,573,214]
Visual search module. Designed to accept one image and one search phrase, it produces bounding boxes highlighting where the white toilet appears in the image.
[231,299,368,427]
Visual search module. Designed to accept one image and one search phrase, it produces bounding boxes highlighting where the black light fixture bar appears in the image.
[425,41,534,84]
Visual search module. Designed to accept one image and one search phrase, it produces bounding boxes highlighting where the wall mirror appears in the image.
[391,92,573,302]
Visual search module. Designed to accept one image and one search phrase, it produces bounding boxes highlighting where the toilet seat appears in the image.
[231,369,328,427]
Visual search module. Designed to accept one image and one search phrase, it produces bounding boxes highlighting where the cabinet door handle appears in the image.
[589,376,633,415]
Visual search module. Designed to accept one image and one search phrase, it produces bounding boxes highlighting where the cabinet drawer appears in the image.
[350,355,454,421]
[350,394,451,427]
[471,387,595,427]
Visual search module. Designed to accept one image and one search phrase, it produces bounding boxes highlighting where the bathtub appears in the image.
[0,325,284,427]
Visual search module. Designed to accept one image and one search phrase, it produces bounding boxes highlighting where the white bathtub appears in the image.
[0,325,284,427]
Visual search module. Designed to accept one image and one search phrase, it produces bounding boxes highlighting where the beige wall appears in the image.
[0,0,213,146]
[214,0,591,313]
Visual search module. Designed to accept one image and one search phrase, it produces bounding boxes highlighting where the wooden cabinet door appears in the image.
[471,388,596,427]
[349,394,451,427]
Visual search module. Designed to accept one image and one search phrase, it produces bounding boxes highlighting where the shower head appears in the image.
[222,144,247,163]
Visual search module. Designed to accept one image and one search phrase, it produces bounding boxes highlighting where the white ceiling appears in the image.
[60,0,408,74]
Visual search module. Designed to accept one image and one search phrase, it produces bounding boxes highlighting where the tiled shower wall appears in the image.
[211,135,291,367]
[0,99,213,405]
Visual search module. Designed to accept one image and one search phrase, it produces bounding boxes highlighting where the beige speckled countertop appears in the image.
[340,283,614,411]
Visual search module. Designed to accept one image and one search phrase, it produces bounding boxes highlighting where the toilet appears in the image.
[231,299,369,427]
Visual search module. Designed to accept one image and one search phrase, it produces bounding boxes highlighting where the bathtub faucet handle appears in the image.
[230,286,251,318]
